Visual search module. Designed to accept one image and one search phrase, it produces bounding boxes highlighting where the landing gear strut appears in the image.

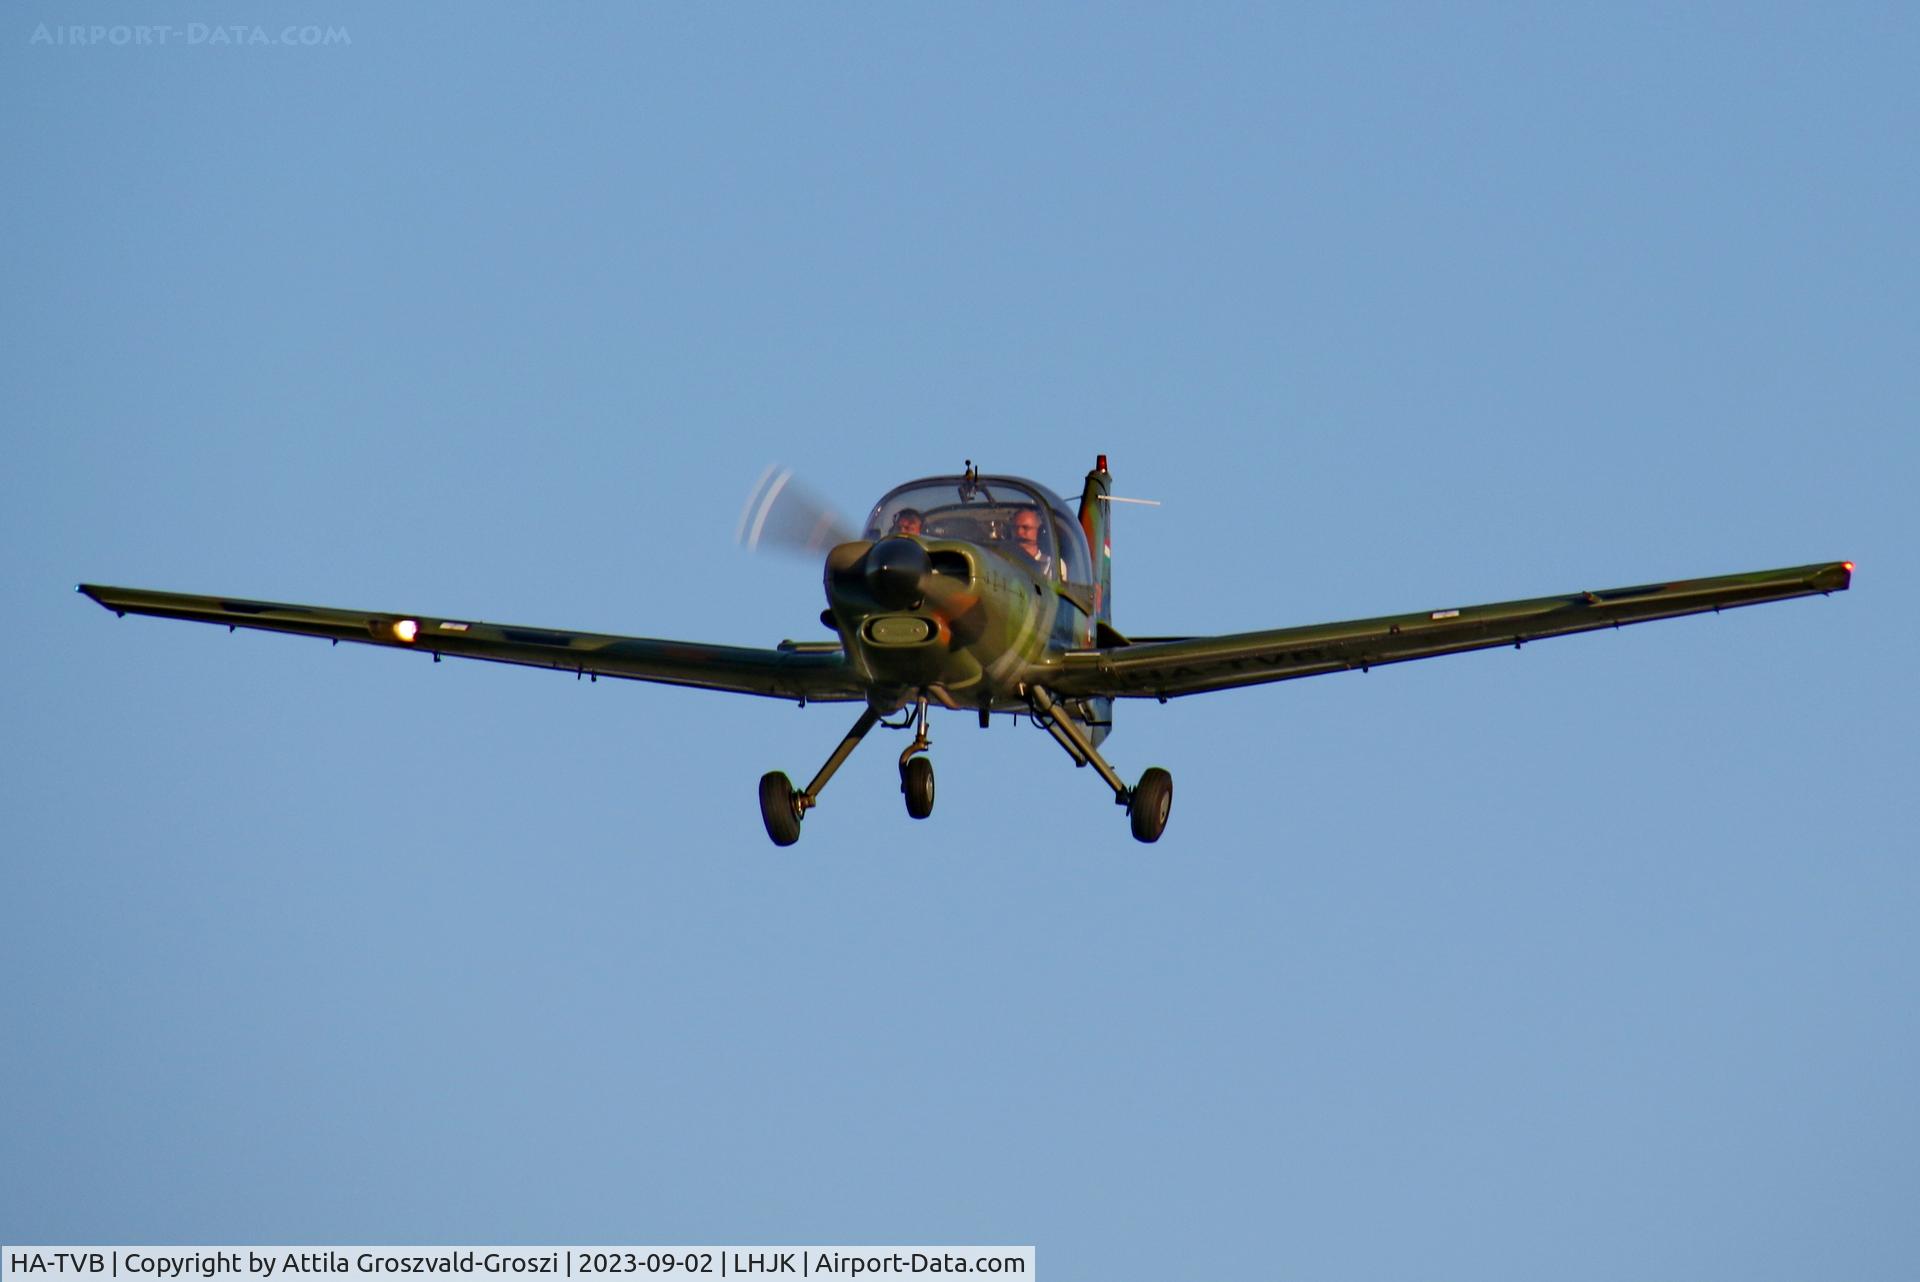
[1029,684,1173,843]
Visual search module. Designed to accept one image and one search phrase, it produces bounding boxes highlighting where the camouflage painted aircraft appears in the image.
[81,456,1851,845]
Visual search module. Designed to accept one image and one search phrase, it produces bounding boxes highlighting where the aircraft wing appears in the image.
[78,583,865,703]
[1051,561,1852,700]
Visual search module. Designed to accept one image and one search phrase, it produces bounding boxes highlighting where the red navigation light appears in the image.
[1096,454,1108,472]
[1843,561,1854,572]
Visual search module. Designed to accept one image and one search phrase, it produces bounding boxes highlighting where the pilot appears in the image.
[890,507,924,537]
[1008,506,1050,571]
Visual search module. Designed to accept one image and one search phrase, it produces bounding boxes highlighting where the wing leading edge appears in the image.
[78,584,864,702]
[1050,561,1852,700]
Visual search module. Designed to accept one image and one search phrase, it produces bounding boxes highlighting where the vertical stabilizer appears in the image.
[1076,455,1116,744]
[1078,454,1113,623]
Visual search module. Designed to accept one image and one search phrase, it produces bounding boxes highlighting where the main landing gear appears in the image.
[1028,685,1173,843]
[758,706,881,847]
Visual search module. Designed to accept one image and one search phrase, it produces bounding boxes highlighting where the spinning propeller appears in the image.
[735,465,855,557]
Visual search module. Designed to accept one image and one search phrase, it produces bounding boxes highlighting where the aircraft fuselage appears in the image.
[823,534,1086,714]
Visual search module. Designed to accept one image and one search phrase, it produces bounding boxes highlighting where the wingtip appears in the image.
[1816,561,1853,593]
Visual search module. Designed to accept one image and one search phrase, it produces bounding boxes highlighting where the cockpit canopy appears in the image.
[864,474,1093,587]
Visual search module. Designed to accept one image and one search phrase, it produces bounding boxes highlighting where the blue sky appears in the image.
[3,4,1915,1278]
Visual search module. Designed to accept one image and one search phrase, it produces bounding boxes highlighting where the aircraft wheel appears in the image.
[902,756,935,820]
[1129,767,1173,843]
[759,771,803,846]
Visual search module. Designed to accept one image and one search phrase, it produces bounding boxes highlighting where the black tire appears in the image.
[1129,767,1173,843]
[902,755,935,820]
[759,771,802,846]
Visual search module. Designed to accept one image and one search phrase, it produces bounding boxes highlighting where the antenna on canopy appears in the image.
[959,459,981,502]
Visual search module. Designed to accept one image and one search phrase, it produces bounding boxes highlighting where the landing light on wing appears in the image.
[392,619,419,643]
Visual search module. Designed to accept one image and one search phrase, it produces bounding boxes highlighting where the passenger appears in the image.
[890,508,924,537]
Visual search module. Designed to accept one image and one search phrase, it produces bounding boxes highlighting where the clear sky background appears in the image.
[3,4,1914,1278]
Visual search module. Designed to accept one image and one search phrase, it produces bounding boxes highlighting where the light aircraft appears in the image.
[81,457,1851,844]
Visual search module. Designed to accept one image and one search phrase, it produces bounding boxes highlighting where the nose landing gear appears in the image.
[899,697,935,820]
[901,756,935,819]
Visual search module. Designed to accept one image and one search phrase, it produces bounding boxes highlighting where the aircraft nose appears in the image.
[864,537,931,609]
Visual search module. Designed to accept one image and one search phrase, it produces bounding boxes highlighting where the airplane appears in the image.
[80,455,1852,845]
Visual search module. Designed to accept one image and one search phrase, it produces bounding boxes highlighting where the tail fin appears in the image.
[1078,454,1113,623]
[1076,455,1117,747]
